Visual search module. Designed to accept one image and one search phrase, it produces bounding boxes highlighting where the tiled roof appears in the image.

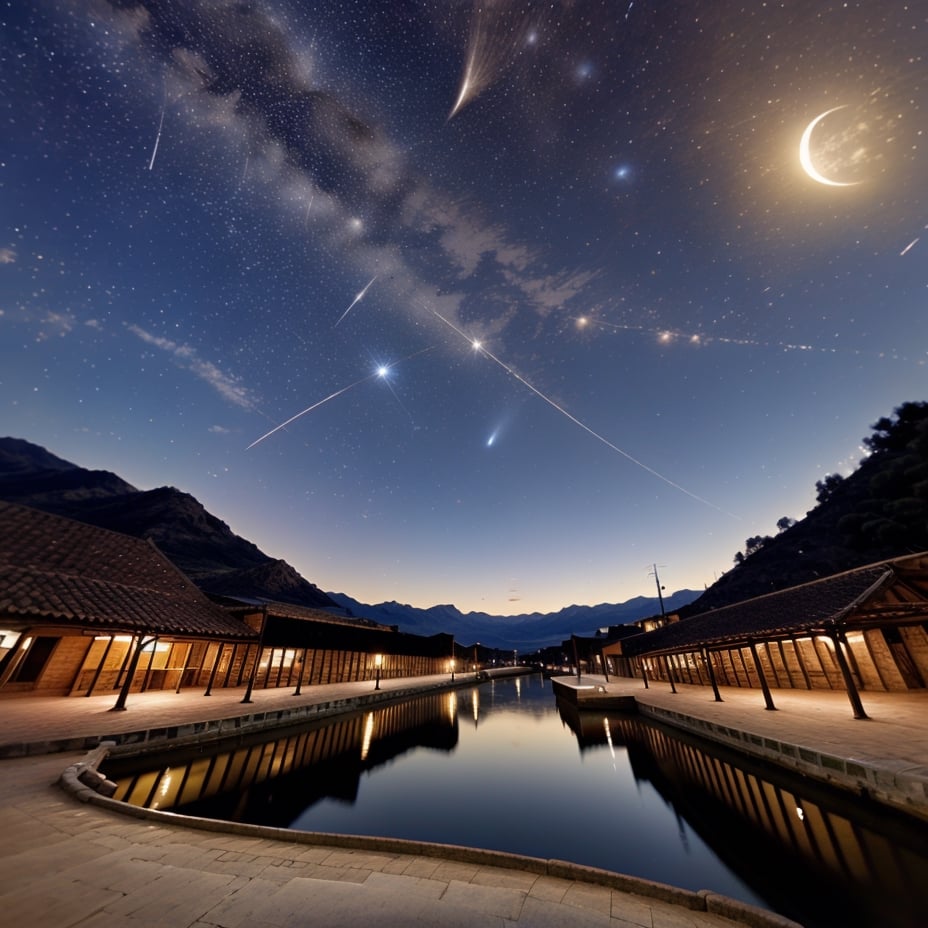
[0,501,255,639]
[220,596,392,630]
[619,560,900,657]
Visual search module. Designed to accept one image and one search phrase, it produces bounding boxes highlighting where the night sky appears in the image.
[2,1,925,616]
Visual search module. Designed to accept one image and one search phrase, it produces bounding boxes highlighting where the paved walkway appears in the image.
[7,670,926,928]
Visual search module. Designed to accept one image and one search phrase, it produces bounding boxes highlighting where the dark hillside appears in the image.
[0,437,339,610]
[681,401,928,615]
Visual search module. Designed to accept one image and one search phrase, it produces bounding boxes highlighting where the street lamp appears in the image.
[450,658,455,681]
[374,653,382,690]
[473,642,480,677]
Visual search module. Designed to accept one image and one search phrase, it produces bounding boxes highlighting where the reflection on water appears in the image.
[556,698,928,928]
[103,674,928,928]
[108,689,461,827]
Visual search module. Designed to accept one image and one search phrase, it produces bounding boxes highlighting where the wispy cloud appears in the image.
[128,324,256,409]
[0,247,16,264]
[104,0,598,343]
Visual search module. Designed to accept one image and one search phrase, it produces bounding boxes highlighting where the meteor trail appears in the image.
[246,377,370,450]
[148,100,166,171]
[334,275,378,327]
[432,309,736,517]
[246,346,434,450]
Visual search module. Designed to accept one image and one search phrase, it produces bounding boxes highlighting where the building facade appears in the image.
[0,501,453,703]
[600,553,928,716]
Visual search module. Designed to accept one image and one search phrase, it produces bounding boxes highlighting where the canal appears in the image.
[101,673,927,928]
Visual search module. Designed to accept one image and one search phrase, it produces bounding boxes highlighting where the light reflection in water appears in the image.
[603,717,616,763]
[102,674,928,928]
[360,712,374,761]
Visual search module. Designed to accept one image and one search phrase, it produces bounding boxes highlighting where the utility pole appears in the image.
[649,564,666,618]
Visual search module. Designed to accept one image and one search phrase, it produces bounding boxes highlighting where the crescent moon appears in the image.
[799,105,861,187]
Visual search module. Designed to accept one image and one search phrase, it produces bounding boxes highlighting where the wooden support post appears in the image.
[792,636,813,689]
[176,642,195,693]
[827,625,869,720]
[777,640,797,688]
[748,639,777,710]
[242,607,268,704]
[140,636,158,692]
[704,648,723,702]
[111,636,155,711]
[204,643,224,696]
[84,635,114,697]
[763,642,781,688]
[293,647,308,695]
[837,627,866,689]
[113,636,137,691]
[664,655,677,693]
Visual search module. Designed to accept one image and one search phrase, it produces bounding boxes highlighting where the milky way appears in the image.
[1,0,924,614]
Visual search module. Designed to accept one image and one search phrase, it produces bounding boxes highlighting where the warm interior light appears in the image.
[374,653,383,667]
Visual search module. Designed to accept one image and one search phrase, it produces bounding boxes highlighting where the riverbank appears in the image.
[0,669,816,927]
[551,674,928,824]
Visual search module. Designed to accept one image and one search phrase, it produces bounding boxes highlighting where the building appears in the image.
[0,501,453,704]
[601,552,928,717]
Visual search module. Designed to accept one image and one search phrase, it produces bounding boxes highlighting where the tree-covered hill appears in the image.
[680,401,928,616]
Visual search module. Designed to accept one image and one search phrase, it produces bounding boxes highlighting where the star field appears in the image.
[1,0,925,615]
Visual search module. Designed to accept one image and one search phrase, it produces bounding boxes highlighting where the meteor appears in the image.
[148,100,166,171]
[334,275,378,328]
[245,376,371,450]
[246,345,433,450]
[431,309,736,516]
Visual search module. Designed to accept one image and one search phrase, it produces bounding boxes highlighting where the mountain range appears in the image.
[4,401,925,650]
[0,436,699,649]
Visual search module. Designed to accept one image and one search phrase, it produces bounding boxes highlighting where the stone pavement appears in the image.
[9,669,925,927]
[0,747,796,928]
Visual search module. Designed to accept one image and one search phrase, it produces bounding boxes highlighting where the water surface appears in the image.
[105,673,928,928]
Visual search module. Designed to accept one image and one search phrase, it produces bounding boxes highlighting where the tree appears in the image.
[815,473,844,504]
[744,535,771,556]
[862,401,928,455]
[776,516,796,533]
[734,534,772,565]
